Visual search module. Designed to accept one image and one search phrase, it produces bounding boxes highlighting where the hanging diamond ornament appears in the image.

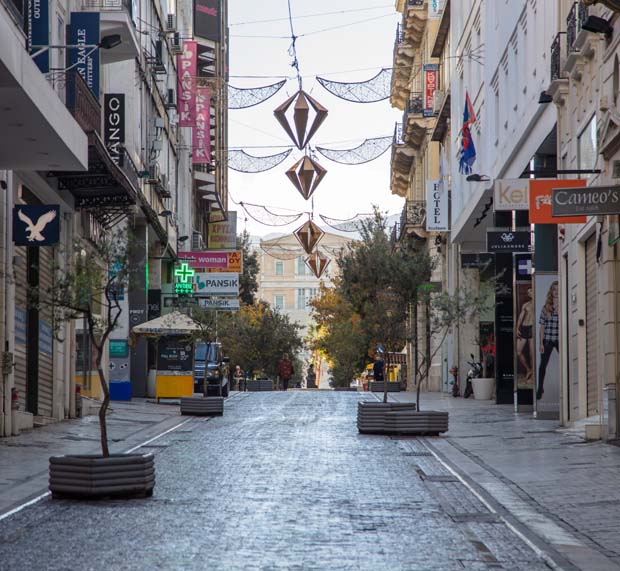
[305,250,331,279]
[285,156,327,200]
[294,219,325,255]
[274,90,328,150]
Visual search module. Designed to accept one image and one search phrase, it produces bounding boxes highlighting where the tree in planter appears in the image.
[33,231,133,458]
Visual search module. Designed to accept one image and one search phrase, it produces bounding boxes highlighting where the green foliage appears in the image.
[237,231,259,306]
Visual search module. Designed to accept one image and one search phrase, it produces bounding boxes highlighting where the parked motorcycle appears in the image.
[464,354,483,399]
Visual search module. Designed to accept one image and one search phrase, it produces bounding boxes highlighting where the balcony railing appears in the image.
[395,22,404,45]
[65,71,102,136]
[82,0,132,13]
[393,122,404,146]
[400,200,427,233]
[408,0,424,5]
[567,1,589,54]
[405,92,424,116]
[550,32,566,82]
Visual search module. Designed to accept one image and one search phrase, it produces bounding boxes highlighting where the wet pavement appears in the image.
[0,391,554,570]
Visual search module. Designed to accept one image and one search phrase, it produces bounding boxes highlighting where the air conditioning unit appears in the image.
[147,163,161,184]
[192,231,204,251]
[433,90,445,114]
[166,13,176,32]
[170,32,182,54]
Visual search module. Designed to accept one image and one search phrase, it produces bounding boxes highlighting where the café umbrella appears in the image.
[130,311,202,338]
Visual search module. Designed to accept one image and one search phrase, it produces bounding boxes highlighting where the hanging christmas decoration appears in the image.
[316,68,392,103]
[306,250,331,278]
[227,149,293,173]
[228,80,287,109]
[285,155,327,200]
[274,90,328,150]
[315,136,392,165]
[294,219,325,255]
[319,213,372,232]
[238,201,304,226]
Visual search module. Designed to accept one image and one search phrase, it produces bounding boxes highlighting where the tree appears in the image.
[216,302,303,379]
[237,231,259,306]
[32,231,133,457]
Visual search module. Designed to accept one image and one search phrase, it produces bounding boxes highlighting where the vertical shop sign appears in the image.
[104,94,125,166]
[534,273,560,419]
[177,41,197,127]
[208,211,237,248]
[426,180,448,231]
[194,0,221,42]
[29,0,50,72]
[423,64,439,117]
[495,253,514,405]
[68,13,100,100]
[193,86,211,164]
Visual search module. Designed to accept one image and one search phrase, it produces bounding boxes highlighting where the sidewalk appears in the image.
[0,399,186,517]
[387,391,620,571]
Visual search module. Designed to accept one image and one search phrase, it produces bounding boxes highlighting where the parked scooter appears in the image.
[464,354,483,399]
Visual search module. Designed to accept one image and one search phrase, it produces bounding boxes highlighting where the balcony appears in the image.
[402,92,431,148]
[392,200,427,244]
[564,1,592,76]
[390,22,416,110]
[80,0,140,64]
[547,33,569,104]
[0,1,88,170]
[390,123,415,198]
[401,0,428,48]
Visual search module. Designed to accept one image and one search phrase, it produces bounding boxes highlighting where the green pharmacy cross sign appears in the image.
[174,262,195,295]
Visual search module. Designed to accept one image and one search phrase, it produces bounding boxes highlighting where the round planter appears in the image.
[180,396,224,416]
[49,453,155,500]
[472,378,495,400]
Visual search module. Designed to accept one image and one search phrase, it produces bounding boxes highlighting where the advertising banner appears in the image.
[552,184,620,217]
[194,0,221,42]
[494,179,530,211]
[486,229,531,253]
[423,64,439,117]
[514,255,534,396]
[30,0,49,72]
[13,205,60,246]
[208,211,237,249]
[428,0,444,18]
[177,41,197,127]
[179,250,242,271]
[192,86,211,164]
[529,179,587,224]
[68,13,100,100]
[198,298,240,311]
[104,94,125,166]
[157,337,194,372]
[426,180,449,231]
[193,272,239,296]
[535,273,560,419]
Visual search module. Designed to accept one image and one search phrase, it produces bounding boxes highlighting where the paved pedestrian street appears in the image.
[0,391,555,571]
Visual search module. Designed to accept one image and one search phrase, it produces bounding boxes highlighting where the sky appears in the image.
[227,0,404,237]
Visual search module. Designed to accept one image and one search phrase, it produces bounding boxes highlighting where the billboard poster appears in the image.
[192,86,211,164]
[423,64,439,117]
[515,283,535,392]
[535,273,560,419]
[177,41,197,127]
[194,0,221,42]
[208,211,237,249]
[426,180,448,231]
[157,337,194,372]
[68,13,100,100]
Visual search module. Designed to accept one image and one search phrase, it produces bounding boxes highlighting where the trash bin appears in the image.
[603,384,617,440]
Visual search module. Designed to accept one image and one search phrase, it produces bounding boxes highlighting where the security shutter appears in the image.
[13,245,28,412]
[37,245,55,417]
[585,235,599,417]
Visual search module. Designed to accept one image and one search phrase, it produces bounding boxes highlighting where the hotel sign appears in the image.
[552,185,620,217]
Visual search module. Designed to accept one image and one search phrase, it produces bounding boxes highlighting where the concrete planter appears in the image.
[247,379,273,391]
[472,378,494,400]
[180,396,224,416]
[370,381,401,393]
[357,402,448,435]
[49,453,155,500]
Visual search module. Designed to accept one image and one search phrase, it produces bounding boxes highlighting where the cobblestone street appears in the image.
[0,392,554,570]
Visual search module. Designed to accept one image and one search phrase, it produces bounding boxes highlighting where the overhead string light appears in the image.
[228,80,287,109]
[227,149,293,173]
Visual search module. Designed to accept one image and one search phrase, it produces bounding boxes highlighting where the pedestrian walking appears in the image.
[306,363,317,389]
[277,353,294,391]
[373,353,385,383]
[233,365,244,391]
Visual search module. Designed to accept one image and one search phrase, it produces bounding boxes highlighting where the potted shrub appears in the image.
[34,231,154,500]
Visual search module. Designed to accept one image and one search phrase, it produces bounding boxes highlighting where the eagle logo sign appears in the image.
[17,208,57,242]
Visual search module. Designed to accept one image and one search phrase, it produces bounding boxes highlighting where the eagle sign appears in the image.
[17,209,57,242]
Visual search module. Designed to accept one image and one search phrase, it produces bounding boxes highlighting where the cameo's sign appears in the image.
[552,185,620,217]
[494,179,530,211]
[487,229,531,253]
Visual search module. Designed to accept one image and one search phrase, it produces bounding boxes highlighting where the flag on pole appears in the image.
[458,91,477,174]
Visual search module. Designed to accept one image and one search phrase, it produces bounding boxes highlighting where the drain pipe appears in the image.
[1,171,14,436]
[0,170,6,437]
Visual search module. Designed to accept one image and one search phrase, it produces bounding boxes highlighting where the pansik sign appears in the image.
[192,86,211,164]
[177,41,197,127]
[423,64,439,117]
[486,229,531,253]
[198,298,240,311]
[426,180,448,231]
[104,94,125,166]
[552,185,620,217]
[529,179,587,224]
[494,179,529,211]
[193,272,239,296]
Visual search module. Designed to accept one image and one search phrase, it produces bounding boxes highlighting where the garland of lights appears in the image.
[227,149,293,173]
[315,136,392,165]
[228,80,287,109]
[316,68,392,103]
